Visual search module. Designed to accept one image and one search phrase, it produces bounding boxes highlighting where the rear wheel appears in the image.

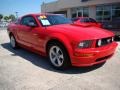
[48,42,71,69]
[10,35,18,49]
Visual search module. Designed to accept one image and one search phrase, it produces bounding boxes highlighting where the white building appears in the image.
[41,0,120,22]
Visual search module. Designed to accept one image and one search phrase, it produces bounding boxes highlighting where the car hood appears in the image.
[73,23,92,27]
[46,24,114,41]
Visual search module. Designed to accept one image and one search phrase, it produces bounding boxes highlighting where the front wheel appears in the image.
[48,42,71,69]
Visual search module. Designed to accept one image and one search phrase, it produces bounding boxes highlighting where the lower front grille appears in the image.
[96,54,113,62]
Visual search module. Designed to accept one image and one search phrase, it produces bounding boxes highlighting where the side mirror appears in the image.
[27,22,37,27]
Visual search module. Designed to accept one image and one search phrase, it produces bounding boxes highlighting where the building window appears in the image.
[83,7,89,17]
[96,4,120,22]
[72,13,77,18]
[71,8,77,18]
[112,5,120,18]
[71,7,89,18]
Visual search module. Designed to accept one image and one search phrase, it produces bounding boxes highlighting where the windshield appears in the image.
[37,15,72,26]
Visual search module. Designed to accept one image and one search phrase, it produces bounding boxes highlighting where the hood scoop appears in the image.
[71,23,92,27]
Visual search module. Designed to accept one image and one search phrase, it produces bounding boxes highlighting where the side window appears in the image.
[83,18,89,23]
[80,18,85,22]
[89,18,96,23]
[21,16,37,26]
[71,18,79,22]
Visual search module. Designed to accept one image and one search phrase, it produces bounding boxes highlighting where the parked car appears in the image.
[7,14,117,69]
[0,21,9,28]
[72,17,102,28]
[102,17,120,38]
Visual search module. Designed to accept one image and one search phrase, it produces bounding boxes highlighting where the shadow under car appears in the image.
[1,43,105,74]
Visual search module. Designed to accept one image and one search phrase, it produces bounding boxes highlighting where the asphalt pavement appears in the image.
[0,29,120,90]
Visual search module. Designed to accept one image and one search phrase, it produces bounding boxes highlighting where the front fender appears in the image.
[45,33,73,60]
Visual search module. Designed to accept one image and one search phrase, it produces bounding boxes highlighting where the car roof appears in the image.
[23,13,62,17]
[18,13,63,19]
[17,13,64,21]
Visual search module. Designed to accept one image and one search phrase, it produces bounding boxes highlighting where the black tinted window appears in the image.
[89,18,97,23]
[80,18,89,22]
[21,16,36,25]
[71,18,79,21]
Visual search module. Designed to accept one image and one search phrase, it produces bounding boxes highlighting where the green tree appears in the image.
[4,16,9,22]
[0,14,3,21]
[9,14,16,21]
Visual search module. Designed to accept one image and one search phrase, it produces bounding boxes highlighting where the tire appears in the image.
[47,42,71,69]
[10,35,18,49]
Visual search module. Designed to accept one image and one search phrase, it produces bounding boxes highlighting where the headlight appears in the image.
[78,40,93,48]
[98,39,102,46]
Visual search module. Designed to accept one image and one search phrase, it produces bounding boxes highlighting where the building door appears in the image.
[71,7,89,18]
[77,10,83,17]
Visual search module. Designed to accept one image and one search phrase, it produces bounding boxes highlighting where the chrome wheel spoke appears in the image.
[59,54,63,59]
[56,47,60,54]
[57,58,62,66]
[51,51,56,58]
[52,56,57,62]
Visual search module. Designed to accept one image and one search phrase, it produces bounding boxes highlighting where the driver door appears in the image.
[17,16,38,48]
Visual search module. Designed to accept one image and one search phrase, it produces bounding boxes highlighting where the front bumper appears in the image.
[71,42,118,67]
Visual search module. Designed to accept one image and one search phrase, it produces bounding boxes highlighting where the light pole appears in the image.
[15,12,18,18]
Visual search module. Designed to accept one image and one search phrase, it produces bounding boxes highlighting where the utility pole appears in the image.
[15,12,18,18]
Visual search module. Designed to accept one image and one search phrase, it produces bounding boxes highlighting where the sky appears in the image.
[0,0,57,17]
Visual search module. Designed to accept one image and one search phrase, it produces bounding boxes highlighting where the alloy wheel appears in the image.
[49,46,64,67]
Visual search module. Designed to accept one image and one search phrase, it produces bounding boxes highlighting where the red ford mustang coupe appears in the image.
[7,14,117,69]
[72,17,102,28]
